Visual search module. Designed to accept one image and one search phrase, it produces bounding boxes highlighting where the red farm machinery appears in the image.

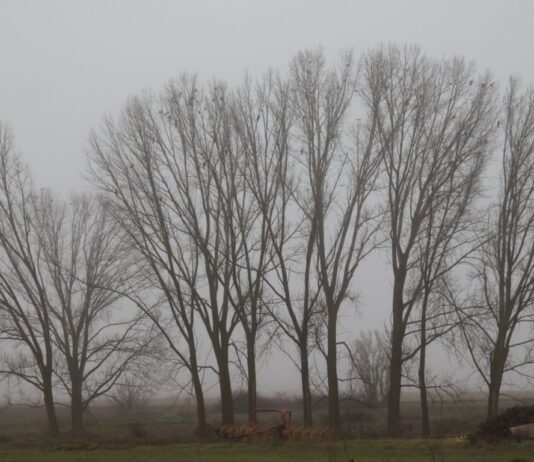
[216,408,330,442]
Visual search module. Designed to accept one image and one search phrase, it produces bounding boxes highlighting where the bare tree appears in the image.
[348,330,389,405]
[408,284,457,435]
[229,72,291,423]
[402,141,487,436]
[89,77,254,427]
[0,124,61,436]
[255,107,317,426]
[109,369,158,414]
[89,93,212,434]
[455,78,534,419]
[359,44,496,435]
[289,49,381,432]
[35,191,149,435]
[162,78,240,425]
[234,70,324,428]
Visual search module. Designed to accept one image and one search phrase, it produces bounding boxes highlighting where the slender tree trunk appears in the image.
[246,338,257,425]
[418,344,430,437]
[419,297,430,437]
[191,370,208,436]
[487,381,502,421]
[300,341,313,426]
[387,276,405,437]
[42,368,60,437]
[192,374,207,433]
[216,344,234,425]
[487,337,506,419]
[387,267,406,437]
[70,373,85,436]
[387,328,403,437]
[189,348,208,436]
[327,309,341,432]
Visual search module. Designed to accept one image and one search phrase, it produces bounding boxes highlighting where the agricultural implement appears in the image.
[216,408,330,442]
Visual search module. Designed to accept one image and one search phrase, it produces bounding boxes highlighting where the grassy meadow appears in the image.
[2,395,534,461]
[1,440,534,462]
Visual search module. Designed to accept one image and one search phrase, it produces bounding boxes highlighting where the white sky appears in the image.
[1,0,533,396]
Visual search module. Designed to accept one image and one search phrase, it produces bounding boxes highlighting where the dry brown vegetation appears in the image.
[0,393,530,444]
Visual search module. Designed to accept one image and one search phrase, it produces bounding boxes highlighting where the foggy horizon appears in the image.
[1,1,534,448]
[1,0,533,397]
[3,1,534,192]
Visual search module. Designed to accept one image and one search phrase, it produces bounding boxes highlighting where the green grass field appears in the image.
[1,440,533,462]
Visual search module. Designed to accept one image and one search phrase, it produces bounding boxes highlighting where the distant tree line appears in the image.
[0,44,533,438]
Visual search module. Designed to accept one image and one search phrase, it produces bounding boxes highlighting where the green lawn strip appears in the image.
[0,440,533,461]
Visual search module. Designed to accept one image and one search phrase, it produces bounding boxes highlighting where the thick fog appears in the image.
[1,0,534,398]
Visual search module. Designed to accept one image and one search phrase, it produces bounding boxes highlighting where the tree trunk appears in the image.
[387,276,405,437]
[246,339,257,425]
[216,344,234,425]
[419,297,430,437]
[387,329,403,437]
[387,268,406,437]
[70,374,85,436]
[327,310,341,433]
[487,381,501,421]
[190,361,208,436]
[300,341,313,426]
[487,338,506,420]
[419,344,430,437]
[42,368,60,437]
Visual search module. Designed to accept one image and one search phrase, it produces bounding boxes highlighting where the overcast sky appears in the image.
[2,0,533,191]
[1,0,533,395]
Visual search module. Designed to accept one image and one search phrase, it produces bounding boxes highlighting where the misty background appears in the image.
[1,0,533,398]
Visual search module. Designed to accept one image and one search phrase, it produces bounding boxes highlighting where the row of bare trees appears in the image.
[87,48,384,433]
[0,44,533,438]
[0,126,154,436]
